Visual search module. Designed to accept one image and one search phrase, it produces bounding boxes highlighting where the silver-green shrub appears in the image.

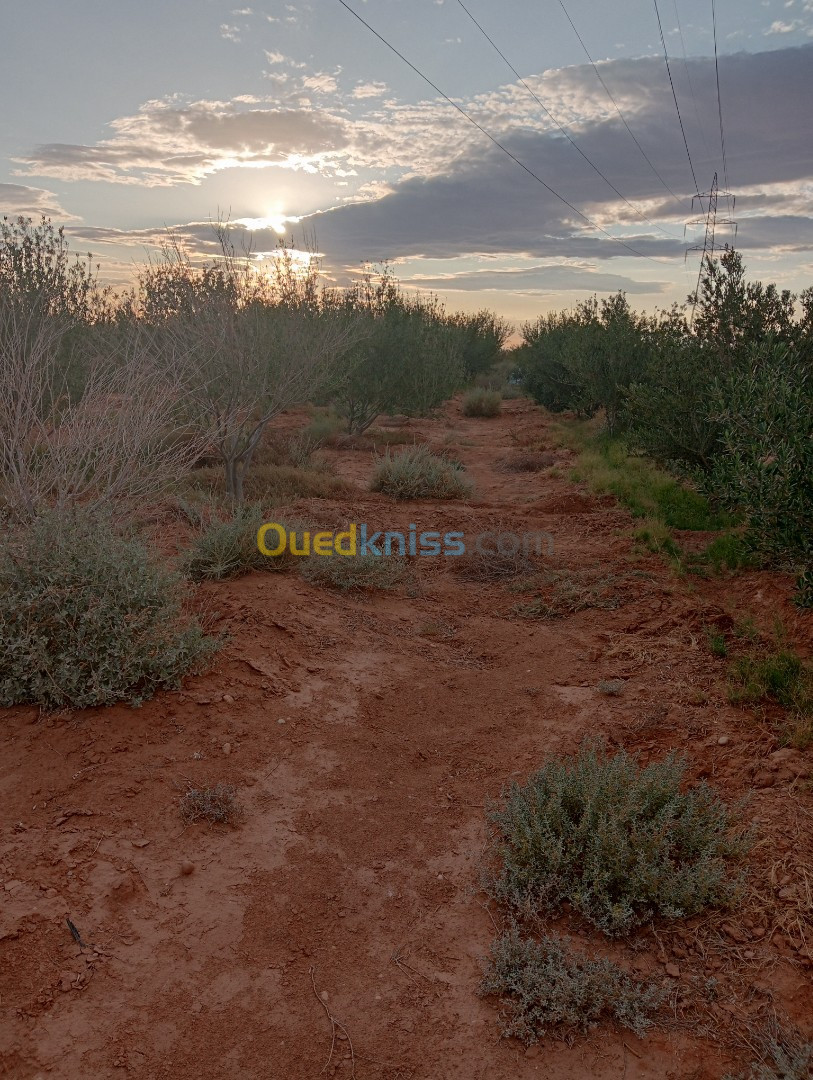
[0,512,217,707]
[487,740,751,936]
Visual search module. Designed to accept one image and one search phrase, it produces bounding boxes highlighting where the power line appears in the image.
[710,0,732,215]
[333,0,659,261]
[556,0,686,209]
[671,0,713,162]
[652,0,700,194]
[452,0,681,240]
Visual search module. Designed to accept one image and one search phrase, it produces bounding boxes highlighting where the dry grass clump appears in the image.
[486,739,752,936]
[370,445,472,501]
[299,552,409,592]
[723,1019,813,1079]
[501,451,557,473]
[512,567,631,618]
[188,462,349,503]
[181,505,305,580]
[462,388,502,417]
[179,783,243,825]
[481,927,665,1043]
[453,545,537,583]
[597,679,626,696]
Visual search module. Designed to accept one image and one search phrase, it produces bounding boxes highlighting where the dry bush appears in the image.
[370,445,472,500]
[179,783,243,825]
[462,388,502,417]
[0,301,203,522]
[181,505,305,580]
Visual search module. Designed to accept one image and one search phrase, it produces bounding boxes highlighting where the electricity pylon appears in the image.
[686,172,737,323]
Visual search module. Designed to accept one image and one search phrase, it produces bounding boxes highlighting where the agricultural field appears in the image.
[1,219,812,1079]
[2,389,812,1078]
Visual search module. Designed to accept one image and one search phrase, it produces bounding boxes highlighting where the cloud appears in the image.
[401,264,670,295]
[289,44,813,266]
[351,81,388,100]
[12,42,813,287]
[0,183,79,220]
[15,101,352,186]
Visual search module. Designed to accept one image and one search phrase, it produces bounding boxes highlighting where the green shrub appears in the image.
[0,512,217,708]
[481,928,665,1043]
[181,505,299,581]
[486,740,750,936]
[703,347,813,567]
[796,568,813,610]
[462,388,502,418]
[370,445,472,500]
[299,552,408,591]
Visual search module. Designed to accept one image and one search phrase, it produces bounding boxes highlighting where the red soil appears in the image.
[1,399,811,1079]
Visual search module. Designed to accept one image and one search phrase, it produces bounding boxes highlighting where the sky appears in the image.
[1,0,812,326]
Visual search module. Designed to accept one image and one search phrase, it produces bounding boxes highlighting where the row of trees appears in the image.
[515,250,813,570]
[0,216,509,514]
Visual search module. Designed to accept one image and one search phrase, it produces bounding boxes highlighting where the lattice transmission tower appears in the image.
[686,172,737,323]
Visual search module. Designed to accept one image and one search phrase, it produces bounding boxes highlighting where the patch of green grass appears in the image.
[551,418,731,531]
[728,647,813,746]
[795,568,813,610]
[481,927,665,1044]
[370,445,472,501]
[462,387,502,417]
[686,532,757,578]
[705,627,729,658]
[486,739,751,936]
[634,519,682,559]
[299,552,409,592]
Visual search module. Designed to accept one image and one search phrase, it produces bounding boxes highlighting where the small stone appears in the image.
[181,861,195,876]
[222,742,231,755]
[770,748,797,763]
[717,735,730,746]
[664,963,681,978]
[723,923,749,944]
[131,839,150,848]
[277,718,286,725]
[320,991,329,1001]
[223,694,235,704]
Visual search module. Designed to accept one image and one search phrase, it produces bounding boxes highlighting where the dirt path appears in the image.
[1,399,811,1079]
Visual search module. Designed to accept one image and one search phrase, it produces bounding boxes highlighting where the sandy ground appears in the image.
[1,398,811,1079]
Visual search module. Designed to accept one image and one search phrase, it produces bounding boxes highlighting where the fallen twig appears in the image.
[309,967,356,1078]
